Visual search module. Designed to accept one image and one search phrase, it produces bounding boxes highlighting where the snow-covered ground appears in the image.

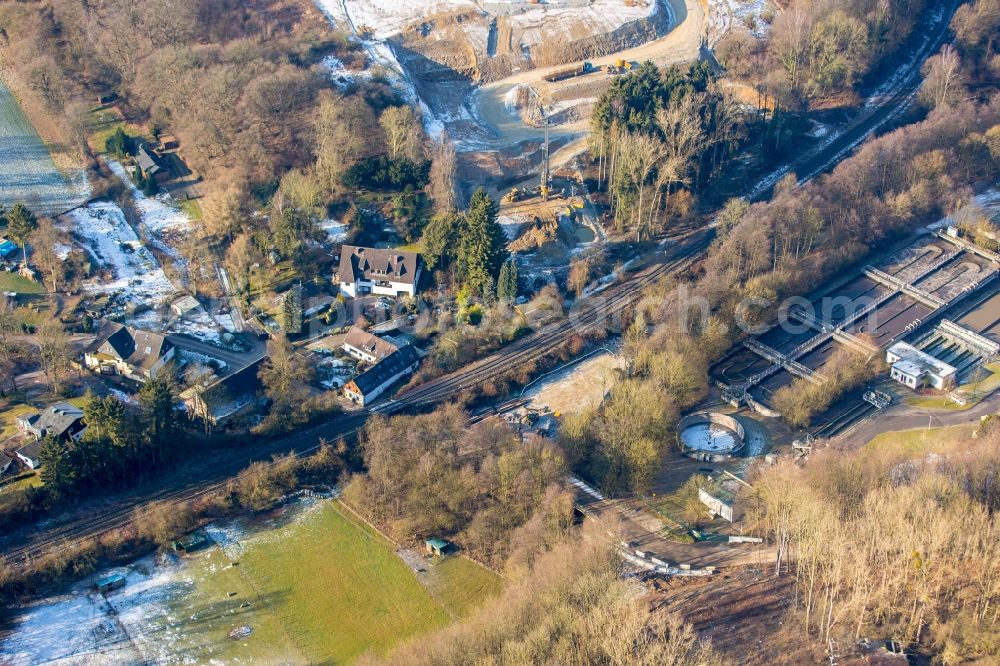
[327,0,656,43]
[318,356,355,389]
[65,202,176,310]
[106,160,190,262]
[680,422,739,452]
[707,0,772,40]
[320,217,350,243]
[0,81,90,216]
[499,212,531,241]
[521,347,624,414]
[341,0,473,39]
[729,0,771,37]
[0,586,134,665]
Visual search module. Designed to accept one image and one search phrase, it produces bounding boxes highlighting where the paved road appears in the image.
[838,389,1000,449]
[166,334,266,375]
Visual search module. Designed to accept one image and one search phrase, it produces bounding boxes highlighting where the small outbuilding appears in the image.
[171,532,211,553]
[424,538,453,558]
[95,572,127,594]
[170,294,201,318]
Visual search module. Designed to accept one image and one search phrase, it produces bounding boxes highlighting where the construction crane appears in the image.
[526,85,551,201]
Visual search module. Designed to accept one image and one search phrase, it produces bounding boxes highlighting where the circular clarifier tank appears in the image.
[677,413,746,461]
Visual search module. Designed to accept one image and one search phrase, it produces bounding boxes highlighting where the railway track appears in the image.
[1,0,958,564]
[0,233,712,565]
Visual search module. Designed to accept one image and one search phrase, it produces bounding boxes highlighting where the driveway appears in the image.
[837,389,1000,449]
[166,334,266,375]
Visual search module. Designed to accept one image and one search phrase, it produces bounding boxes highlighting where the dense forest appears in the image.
[750,425,1000,662]
[589,62,746,236]
[719,0,933,106]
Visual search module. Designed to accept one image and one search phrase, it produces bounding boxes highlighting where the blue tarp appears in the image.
[0,240,18,258]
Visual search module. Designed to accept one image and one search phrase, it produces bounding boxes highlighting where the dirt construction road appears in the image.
[472,0,703,147]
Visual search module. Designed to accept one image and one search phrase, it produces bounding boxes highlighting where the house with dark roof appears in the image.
[15,439,44,470]
[342,326,399,364]
[180,358,265,427]
[0,452,12,475]
[337,246,421,298]
[136,144,170,183]
[343,345,420,407]
[84,323,175,382]
[17,402,87,443]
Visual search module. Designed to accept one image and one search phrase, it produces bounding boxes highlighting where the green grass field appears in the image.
[905,363,1000,411]
[0,272,43,294]
[422,556,503,619]
[864,423,977,456]
[0,403,36,439]
[139,548,303,664]
[235,501,458,663]
[178,197,203,221]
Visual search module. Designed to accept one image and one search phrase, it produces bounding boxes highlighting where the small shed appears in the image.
[170,294,201,318]
[159,135,180,150]
[172,532,211,553]
[424,538,453,558]
[95,572,126,594]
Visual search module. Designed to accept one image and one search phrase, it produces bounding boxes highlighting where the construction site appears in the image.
[713,228,1000,440]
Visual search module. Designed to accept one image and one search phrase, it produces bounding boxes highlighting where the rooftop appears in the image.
[15,438,43,463]
[136,144,164,174]
[181,358,264,421]
[18,402,85,439]
[349,345,421,396]
[887,341,957,379]
[338,246,420,286]
[343,326,399,361]
[94,323,173,372]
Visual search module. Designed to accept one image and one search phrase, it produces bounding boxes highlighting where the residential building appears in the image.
[0,452,12,475]
[886,341,957,390]
[337,246,421,298]
[17,402,87,442]
[342,326,399,364]
[343,345,420,407]
[180,359,265,427]
[136,144,170,182]
[84,323,175,382]
[15,440,43,470]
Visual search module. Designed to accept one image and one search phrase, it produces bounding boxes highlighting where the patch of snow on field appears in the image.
[323,55,358,89]
[66,202,175,308]
[106,160,190,244]
[103,563,194,665]
[0,81,90,216]
[342,0,475,39]
[500,213,531,241]
[506,1,655,48]
[321,218,350,243]
[522,348,624,414]
[0,587,133,665]
[730,0,772,37]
